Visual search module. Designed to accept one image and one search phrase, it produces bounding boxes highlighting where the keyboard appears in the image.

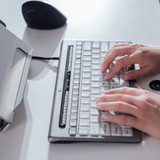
[48,40,142,143]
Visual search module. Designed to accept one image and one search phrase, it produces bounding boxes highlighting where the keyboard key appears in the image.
[82,84,90,90]
[92,82,101,88]
[84,51,91,56]
[101,52,106,58]
[83,67,91,72]
[72,95,78,101]
[83,61,91,67]
[120,74,129,87]
[92,64,99,70]
[92,58,100,64]
[101,85,110,92]
[92,49,100,54]
[79,127,89,136]
[72,101,78,107]
[84,41,92,50]
[91,101,96,108]
[74,73,80,79]
[82,91,90,97]
[110,77,120,84]
[81,105,90,111]
[81,98,90,104]
[91,95,97,101]
[111,123,122,136]
[92,54,100,59]
[79,119,90,126]
[91,76,101,81]
[71,107,78,113]
[82,79,91,84]
[70,120,77,127]
[92,70,100,76]
[101,122,111,136]
[75,59,81,64]
[74,68,80,74]
[91,88,100,95]
[92,41,100,48]
[76,49,82,54]
[69,127,76,136]
[101,42,108,52]
[80,112,90,119]
[82,73,91,78]
[77,41,83,45]
[75,63,81,69]
[73,79,80,84]
[83,56,91,61]
[91,108,99,116]
[90,124,100,136]
[90,116,99,123]
[109,42,117,50]
[70,113,78,120]
[76,53,82,58]
[122,128,133,137]
[102,80,110,86]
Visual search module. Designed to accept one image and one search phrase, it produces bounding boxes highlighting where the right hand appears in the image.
[95,85,160,138]
[101,44,160,80]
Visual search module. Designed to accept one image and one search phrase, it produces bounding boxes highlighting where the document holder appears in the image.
[0,24,33,131]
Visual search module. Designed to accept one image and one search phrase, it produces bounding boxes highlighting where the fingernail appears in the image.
[96,103,101,109]
[102,114,109,120]
[105,74,110,80]
[95,96,101,102]
[101,65,104,71]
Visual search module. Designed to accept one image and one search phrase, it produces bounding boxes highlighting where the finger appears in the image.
[96,101,138,116]
[104,87,142,96]
[103,44,132,63]
[123,67,152,80]
[96,93,138,103]
[101,45,135,72]
[104,43,130,58]
[134,83,143,89]
[102,114,140,129]
[104,55,137,80]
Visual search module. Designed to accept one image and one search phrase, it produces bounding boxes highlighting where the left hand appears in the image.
[95,86,160,138]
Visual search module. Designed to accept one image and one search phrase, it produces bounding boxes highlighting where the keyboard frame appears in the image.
[48,40,142,143]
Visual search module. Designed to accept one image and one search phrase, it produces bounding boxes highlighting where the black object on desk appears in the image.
[22,1,67,30]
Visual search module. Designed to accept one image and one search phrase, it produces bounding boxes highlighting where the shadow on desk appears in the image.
[0,83,32,160]
[22,25,67,80]
[48,134,160,160]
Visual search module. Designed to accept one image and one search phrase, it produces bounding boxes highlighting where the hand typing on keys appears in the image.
[96,43,160,138]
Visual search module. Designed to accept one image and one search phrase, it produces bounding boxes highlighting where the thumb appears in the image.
[124,68,149,80]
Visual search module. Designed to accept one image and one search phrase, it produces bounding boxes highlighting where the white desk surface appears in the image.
[0,0,160,160]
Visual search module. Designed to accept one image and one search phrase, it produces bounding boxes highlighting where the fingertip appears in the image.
[134,83,142,89]
[102,114,109,120]
[95,96,101,102]
[104,73,113,80]
[100,64,105,72]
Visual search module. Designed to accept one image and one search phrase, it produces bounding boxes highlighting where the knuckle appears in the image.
[115,101,123,108]
[112,47,119,53]
[120,115,129,125]
[115,94,123,100]
[116,59,124,67]
[140,92,150,102]
[112,44,117,48]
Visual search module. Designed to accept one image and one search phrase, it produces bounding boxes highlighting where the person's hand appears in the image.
[101,44,160,80]
[96,85,160,138]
